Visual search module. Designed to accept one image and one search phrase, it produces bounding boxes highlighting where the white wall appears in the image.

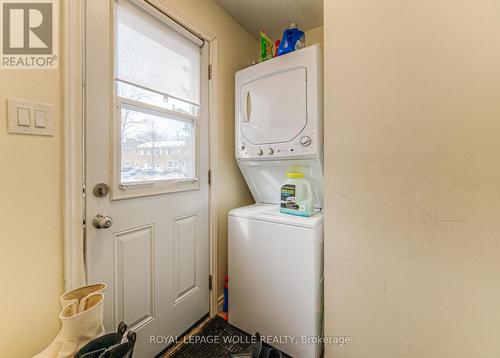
[324,0,500,357]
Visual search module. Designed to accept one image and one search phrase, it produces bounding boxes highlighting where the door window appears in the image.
[114,0,202,196]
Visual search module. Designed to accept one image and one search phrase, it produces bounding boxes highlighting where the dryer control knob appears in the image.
[300,136,312,147]
[257,149,263,156]
[267,148,274,155]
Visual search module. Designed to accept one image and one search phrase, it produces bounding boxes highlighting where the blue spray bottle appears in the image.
[277,22,305,56]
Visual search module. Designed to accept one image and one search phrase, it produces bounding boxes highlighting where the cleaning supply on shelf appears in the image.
[259,31,274,62]
[277,22,305,56]
[280,172,314,217]
[274,39,281,57]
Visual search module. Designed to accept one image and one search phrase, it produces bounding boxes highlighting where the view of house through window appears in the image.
[119,106,195,182]
[115,0,201,183]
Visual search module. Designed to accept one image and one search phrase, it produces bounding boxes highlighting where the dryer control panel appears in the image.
[237,128,321,160]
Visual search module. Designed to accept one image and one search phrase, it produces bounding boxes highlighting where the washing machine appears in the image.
[229,45,324,358]
[228,205,324,358]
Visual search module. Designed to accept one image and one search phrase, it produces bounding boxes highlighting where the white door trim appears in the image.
[63,0,220,316]
[63,0,85,291]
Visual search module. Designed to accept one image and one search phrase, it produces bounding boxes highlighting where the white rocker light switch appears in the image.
[17,108,30,126]
[35,110,47,128]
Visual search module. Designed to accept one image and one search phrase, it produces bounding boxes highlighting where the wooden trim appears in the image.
[208,38,219,316]
[63,0,85,290]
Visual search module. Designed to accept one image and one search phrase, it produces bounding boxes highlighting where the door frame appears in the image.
[63,0,220,316]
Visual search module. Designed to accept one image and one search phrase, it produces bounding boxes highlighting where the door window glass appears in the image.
[115,0,201,187]
[120,106,195,183]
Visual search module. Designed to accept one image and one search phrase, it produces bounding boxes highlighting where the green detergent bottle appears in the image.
[280,172,314,217]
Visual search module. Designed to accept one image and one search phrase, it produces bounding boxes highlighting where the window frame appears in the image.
[110,0,207,200]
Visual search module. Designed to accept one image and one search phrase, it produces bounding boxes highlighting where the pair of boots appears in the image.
[232,333,283,358]
[33,283,107,358]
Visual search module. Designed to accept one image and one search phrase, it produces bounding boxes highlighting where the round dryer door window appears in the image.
[240,67,307,145]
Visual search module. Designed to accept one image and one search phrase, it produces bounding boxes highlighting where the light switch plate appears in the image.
[7,98,54,136]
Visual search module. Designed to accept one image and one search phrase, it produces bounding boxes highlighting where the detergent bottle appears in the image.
[277,22,305,56]
[280,172,314,217]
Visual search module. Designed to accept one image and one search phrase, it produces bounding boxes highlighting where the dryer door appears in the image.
[240,67,307,145]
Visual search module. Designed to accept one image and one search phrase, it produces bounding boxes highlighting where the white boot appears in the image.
[33,293,105,358]
[60,283,107,313]
[32,283,106,357]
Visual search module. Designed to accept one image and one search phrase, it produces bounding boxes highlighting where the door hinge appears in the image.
[208,170,212,186]
[208,64,212,80]
[82,184,86,199]
[209,275,213,291]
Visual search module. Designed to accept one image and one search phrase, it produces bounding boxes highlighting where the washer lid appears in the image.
[229,204,324,229]
[240,67,307,145]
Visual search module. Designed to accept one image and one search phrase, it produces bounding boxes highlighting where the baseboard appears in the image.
[217,294,224,312]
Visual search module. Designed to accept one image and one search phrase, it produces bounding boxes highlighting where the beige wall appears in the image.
[160,0,256,297]
[0,43,63,358]
[306,25,323,47]
[324,1,500,357]
[0,1,254,356]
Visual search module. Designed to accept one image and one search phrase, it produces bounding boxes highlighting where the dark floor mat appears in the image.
[170,316,289,358]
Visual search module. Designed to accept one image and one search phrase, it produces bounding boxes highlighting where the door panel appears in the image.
[173,213,199,302]
[114,225,155,327]
[85,1,210,356]
[240,67,307,144]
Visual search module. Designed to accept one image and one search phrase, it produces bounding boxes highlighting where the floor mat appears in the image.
[170,316,289,358]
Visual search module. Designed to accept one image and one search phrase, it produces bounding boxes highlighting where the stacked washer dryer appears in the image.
[228,44,324,358]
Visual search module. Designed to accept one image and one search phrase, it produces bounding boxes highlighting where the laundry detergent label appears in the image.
[281,184,300,210]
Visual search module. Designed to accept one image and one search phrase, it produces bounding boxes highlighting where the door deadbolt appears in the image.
[93,183,109,197]
[92,213,113,229]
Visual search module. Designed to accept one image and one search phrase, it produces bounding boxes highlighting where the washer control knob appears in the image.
[300,136,312,147]
[267,148,274,155]
[257,149,263,156]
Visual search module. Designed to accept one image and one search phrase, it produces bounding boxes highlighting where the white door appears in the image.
[85,1,210,356]
[240,67,307,144]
